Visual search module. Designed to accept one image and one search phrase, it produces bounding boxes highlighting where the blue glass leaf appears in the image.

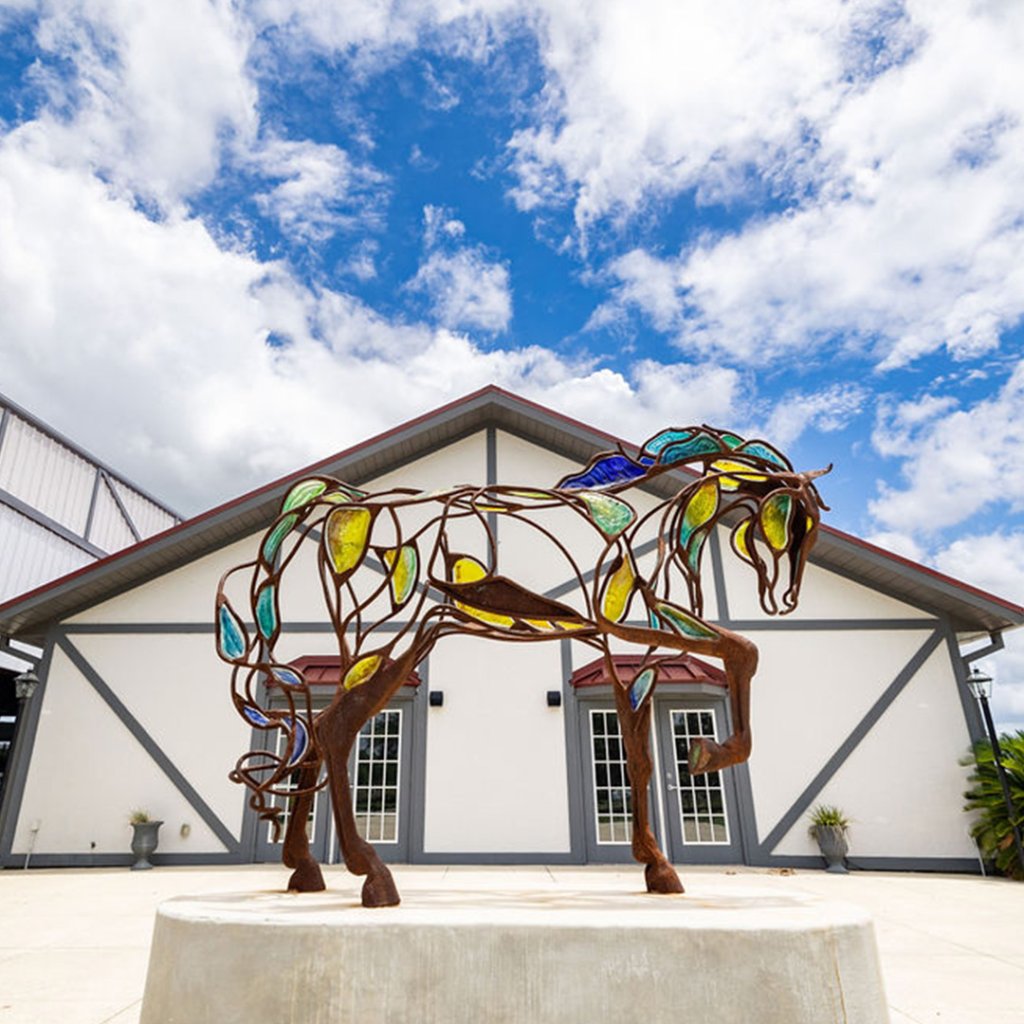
[629,668,656,711]
[558,454,647,491]
[242,705,271,728]
[217,602,247,661]
[270,666,303,688]
[737,440,791,470]
[284,717,309,766]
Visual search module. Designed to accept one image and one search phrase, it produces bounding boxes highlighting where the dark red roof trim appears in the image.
[572,654,726,689]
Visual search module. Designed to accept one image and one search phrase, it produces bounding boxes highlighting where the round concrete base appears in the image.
[139,883,889,1024]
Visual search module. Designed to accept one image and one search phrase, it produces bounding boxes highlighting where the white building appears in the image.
[0,387,1020,872]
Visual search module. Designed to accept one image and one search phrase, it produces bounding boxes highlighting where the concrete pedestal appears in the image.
[139,883,890,1024]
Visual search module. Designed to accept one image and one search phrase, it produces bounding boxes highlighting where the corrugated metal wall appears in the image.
[0,398,180,608]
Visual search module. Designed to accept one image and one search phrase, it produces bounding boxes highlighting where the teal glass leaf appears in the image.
[217,601,247,661]
[686,529,707,572]
[720,432,744,449]
[629,668,656,710]
[642,428,696,457]
[737,440,791,470]
[255,582,278,641]
[262,513,298,563]
[661,432,722,463]
[281,479,328,513]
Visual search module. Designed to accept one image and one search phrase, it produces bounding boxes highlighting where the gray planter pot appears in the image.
[812,824,849,873]
[130,820,163,870]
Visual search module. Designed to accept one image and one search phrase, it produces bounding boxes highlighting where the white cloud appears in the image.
[251,137,388,241]
[409,246,512,332]
[869,364,1024,534]
[28,0,257,207]
[765,383,867,447]
[422,204,466,247]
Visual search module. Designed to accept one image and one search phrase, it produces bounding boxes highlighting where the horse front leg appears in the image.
[612,683,684,895]
[281,753,326,892]
[689,627,758,776]
[317,700,401,908]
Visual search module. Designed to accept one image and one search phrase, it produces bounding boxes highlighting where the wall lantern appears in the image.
[14,670,39,703]
[546,691,562,708]
[428,690,444,707]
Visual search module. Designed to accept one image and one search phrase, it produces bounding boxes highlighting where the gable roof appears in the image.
[0,385,1020,644]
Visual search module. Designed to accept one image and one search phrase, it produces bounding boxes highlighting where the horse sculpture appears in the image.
[215,425,829,906]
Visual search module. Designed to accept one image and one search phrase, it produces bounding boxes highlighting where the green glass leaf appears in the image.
[654,602,718,641]
[255,581,278,641]
[281,479,327,513]
[578,491,635,536]
[262,513,298,564]
[686,528,707,573]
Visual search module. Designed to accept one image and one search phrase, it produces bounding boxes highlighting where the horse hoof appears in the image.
[287,860,326,893]
[645,860,684,894]
[688,738,714,775]
[362,871,401,908]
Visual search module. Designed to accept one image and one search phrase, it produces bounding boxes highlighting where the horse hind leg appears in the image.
[317,700,401,908]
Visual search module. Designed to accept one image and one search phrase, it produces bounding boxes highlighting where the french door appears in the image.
[578,695,743,864]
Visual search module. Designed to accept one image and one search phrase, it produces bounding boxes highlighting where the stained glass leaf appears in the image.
[737,440,792,470]
[242,705,271,728]
[601,554,636,623]
[760,493,793,551]
[281,479,328,514]
[382,545,419,607]
[629,668,656,711]
[578,491,635,536]
[343,654,383,691]
[217,600,248,661]
[325,506,373,578]
[262,513,298,564]
[686,528,707,573]
[255,581,278,641]
[557,453,647,491]
[679,480,719,546]
[653,602,719,641]
[283,716,309,766]
[731,518,756,565]
[270,665,304,688]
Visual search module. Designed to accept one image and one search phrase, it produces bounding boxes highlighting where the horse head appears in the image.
[729,465,831,615]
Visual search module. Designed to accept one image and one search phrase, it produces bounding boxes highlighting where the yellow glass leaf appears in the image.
[554,620,587,631]
[325,507,372,576]
[451,556,515,628]
[711,459,768,491]
[525,619,556,631]
[343,654,383,691]
[680,480,718,546]
[383,545,418,606]
[601,555,636,623]
[732,519,754,564]
[761,494,793,551]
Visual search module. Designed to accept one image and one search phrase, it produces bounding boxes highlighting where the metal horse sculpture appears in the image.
[215,426,829,907]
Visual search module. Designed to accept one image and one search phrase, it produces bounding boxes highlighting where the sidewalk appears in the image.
[1,864,1021,1024]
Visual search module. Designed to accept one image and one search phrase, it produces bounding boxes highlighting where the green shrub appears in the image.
[807,803,850,833]
[962,730,1024,881]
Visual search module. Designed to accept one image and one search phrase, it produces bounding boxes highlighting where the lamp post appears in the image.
[965,666,1024,878]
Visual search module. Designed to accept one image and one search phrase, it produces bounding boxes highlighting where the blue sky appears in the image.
[0,0,1022,725]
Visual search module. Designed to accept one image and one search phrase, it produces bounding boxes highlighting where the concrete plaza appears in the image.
[1,864,1021,1024]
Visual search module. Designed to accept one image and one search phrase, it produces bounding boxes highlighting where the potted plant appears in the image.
[129,810,163,871]
[807,804,850,873]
